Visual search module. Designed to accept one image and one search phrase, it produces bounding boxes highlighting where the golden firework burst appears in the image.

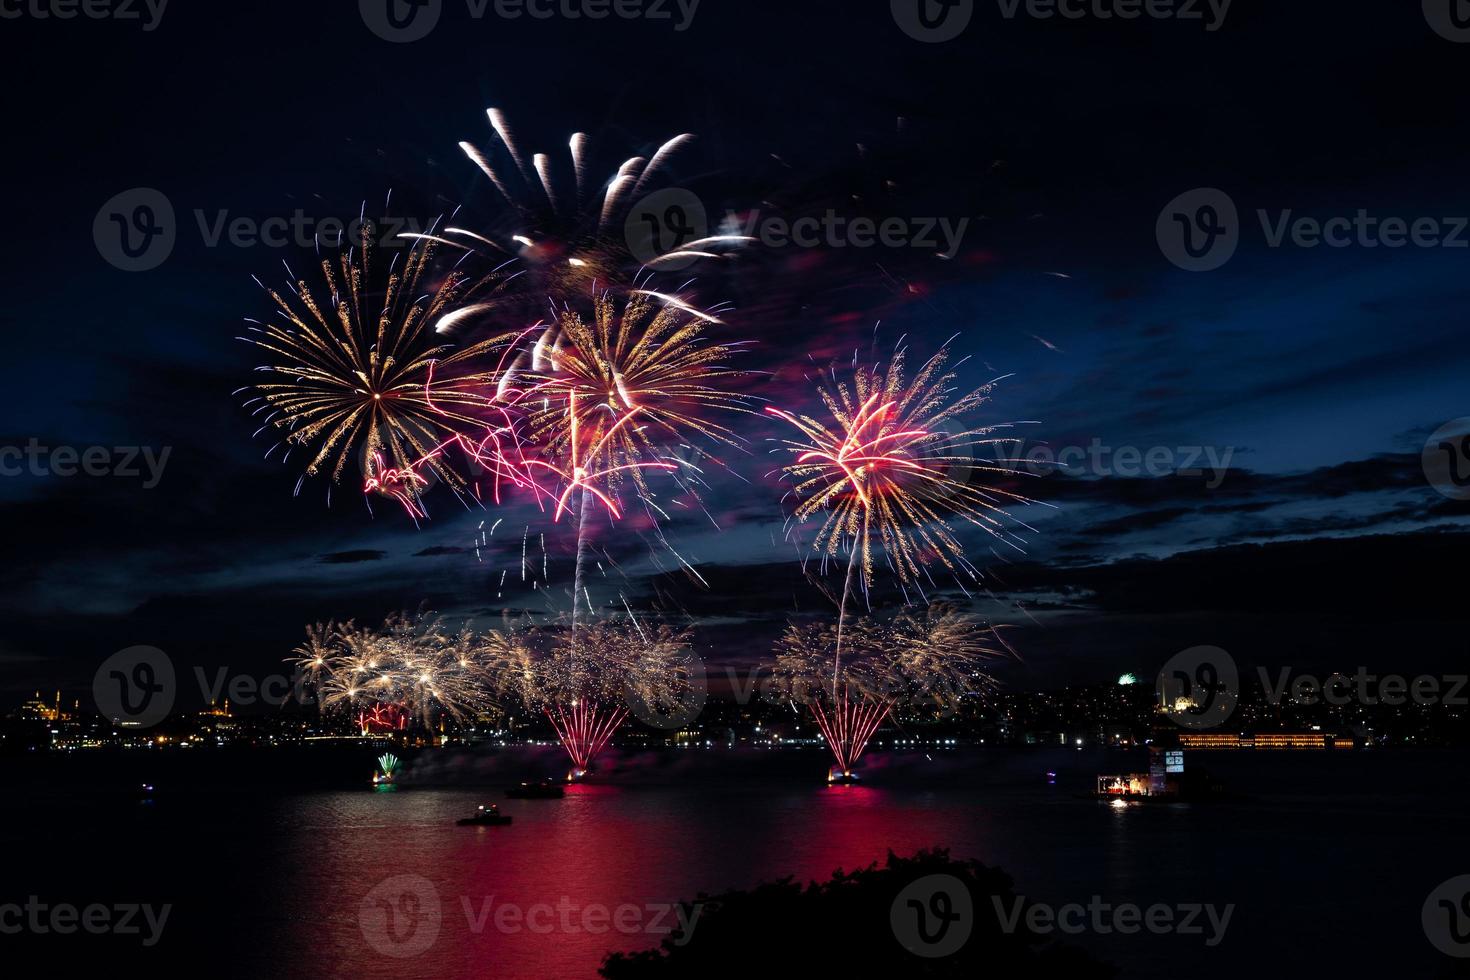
[241,220,516,494]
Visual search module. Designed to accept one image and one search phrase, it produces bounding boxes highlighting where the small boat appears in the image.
[826,768,860,785]
[372,753,402,791]
[457,804,512,827]
[506,779,566,799]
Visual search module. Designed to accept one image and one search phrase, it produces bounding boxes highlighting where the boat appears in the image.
[457,804,512,827]
[1093,748,1238,804]
[372,752,401,791]
[826,768,860,785]
[506,779,566,799]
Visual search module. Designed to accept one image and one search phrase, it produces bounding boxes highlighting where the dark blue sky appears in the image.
[2,0,1466,702]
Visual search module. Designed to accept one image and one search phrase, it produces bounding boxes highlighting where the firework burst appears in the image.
[424,108,750,303]
[767,339,1042,602]
[239,219,518,504]
[507,289,755,520]
[772,607,1005,774]
[480,616,696,773]
[294,613,495,730]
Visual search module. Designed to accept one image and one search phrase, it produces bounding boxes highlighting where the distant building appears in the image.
[1177,731,1356,750]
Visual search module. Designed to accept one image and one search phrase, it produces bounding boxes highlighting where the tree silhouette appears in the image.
[601,849,1115,978]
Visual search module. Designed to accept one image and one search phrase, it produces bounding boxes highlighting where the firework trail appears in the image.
[508,289,756,591]
[765,339,1040,777]
[766,337,1042,685]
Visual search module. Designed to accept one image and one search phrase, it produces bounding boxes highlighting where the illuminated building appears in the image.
[199,699,231,718]
[1176,731,1357,750]
[17,691,62,723]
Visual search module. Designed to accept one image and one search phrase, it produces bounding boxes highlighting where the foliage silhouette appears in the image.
[601,848,1115,977]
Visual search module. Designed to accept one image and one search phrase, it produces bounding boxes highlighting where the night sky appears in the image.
[2,1,1467,706]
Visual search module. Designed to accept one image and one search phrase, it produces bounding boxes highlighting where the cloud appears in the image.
[315,550,387,564]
